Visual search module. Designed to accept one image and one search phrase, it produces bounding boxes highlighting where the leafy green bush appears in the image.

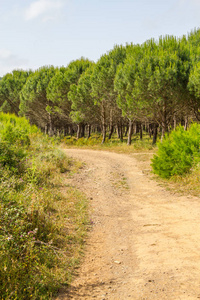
[0,113,89,299]
[151,124,200,178]
[0,113,38,172]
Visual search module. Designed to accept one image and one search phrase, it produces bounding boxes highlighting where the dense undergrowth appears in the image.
[0,113,89,299]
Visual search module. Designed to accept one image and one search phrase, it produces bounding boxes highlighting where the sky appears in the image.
[0,0,200,77]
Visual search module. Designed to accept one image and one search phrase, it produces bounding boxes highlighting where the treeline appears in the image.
[1,28,200,144]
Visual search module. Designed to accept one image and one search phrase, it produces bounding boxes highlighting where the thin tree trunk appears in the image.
[161,99,167,141]
[108,109,113,139]
[149,124,152,138]
[133,122,137,134]
[87,125,91,139]
[184,116,188,131]
[135,122,140,134]
[80,124,85,138]
[77,124,81,139]
[48,113,53,136]
[127,119,132,145]
[70,125,74,136]
[108,125,114,139]
[120,124,123,142]
[152,123,158,145]
[116,124,120,139]
[125,123,129,137]
[140,123,143,140]
[101,103,106,144]
[173,114,177,130]
[102,124,106,144]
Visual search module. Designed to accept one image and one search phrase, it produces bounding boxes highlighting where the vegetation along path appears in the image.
[58,149,200,300]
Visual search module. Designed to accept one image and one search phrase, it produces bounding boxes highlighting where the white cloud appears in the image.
[24,0,64,21]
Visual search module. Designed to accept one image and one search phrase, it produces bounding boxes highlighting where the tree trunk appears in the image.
[77,124,81,139]
[102,124,106,144]
[48,113,53,136]
[120,124,123,142]
[134,122,140,134]
[133,122,137,134]
[139,123,143,140]
[62,127,66,136]
[144,122,148,133]
[101,103,106,144]
[80,124,85,138]
[70,125,74,136]
[127,119,132,145]
[87,125,91,139]
[173,114,177,130]
[184,116,188,131]
[149,124,152,138]
[116,124,120,139]
[161,99,167,141]
[108,109,113,139]
[125,124,129,137]
[152,123,158,145]
[108,125,114,139]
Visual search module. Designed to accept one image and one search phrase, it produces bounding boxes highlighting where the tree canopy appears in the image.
[1,29,200,143]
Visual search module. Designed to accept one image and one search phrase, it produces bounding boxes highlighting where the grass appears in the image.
[0,117,89,300]
[156,166,200,197]
[61,132,156,154]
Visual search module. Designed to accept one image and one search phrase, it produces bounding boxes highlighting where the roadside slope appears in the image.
[57,149,200,300]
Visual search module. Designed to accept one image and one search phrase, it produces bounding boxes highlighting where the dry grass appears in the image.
[160,168,200,197]
[0,131,90,299]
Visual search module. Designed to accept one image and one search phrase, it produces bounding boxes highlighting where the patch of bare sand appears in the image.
[57,149,200,300]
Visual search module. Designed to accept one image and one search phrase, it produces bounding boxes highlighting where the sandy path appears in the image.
[58,149,200,300]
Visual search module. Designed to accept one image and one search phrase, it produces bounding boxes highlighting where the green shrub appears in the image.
[151,124,200,178]
[0,113,88,299]
[0,198,58,299]
[0,113,37,173]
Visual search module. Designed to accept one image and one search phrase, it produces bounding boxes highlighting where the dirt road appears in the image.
[58,149,200,300]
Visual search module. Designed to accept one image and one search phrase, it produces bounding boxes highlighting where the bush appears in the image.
[0,113,88,299]
[0,113,37,173]
[0,198,58,299]
[151,124,200,178]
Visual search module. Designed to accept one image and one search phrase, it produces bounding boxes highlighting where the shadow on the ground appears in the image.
[56,278,116,299]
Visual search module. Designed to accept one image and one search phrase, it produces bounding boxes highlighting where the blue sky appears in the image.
[0,0,200,76]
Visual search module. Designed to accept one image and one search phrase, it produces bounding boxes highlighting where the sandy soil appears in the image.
[57,148,200,300]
